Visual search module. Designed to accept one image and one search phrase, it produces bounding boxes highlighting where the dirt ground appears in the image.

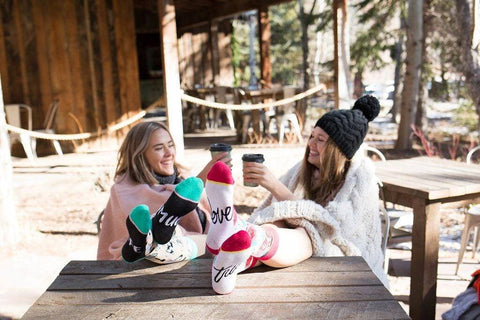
[1,131,478,319]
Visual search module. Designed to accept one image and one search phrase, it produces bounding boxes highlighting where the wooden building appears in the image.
[0,0,292,153]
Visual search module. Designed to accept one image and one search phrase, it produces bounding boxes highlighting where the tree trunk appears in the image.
[299,0,310,90]
[391,15,406,124]
[395,0,423,150]
[0,75,19,246]
[415,0,432,133]
[332,0,351,109]
[456,0,480,134]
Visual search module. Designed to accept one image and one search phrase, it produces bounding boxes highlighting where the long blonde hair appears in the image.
[115,121,183,185]
[297,138,350,206]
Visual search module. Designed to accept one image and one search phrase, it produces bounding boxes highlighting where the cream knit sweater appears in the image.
[248,155,389,287]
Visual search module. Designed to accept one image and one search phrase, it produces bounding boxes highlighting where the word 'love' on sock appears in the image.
[122,204,152,263]
[212,230,252,295]
[147,231,198,264]
[152,177,204,244]
[205,161,239,255]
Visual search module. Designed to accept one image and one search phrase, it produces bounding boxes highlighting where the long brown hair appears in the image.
[297,138,350,206]
[115,121,183,185]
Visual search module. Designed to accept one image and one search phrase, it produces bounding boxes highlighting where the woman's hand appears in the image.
[197,152,232,184]
[242,161,277,189]
[243,161,297,201]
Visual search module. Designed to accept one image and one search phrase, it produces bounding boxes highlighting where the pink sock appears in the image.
[211,230,252,295]
[206,161,242,255]
[250,224,279,261]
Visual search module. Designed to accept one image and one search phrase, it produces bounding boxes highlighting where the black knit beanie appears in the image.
[315,95,380,159]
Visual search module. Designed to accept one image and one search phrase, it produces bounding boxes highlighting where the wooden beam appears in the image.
[31,0,53,113]
[96,0,115,127]
[210,21,220,85]
[12,0,30,104]
[0,2,10,103]
[258,7,271,87]
[176,0,293,31]
[159,0,185,157]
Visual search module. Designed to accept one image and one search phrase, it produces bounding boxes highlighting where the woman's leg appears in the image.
[259,224,313,268]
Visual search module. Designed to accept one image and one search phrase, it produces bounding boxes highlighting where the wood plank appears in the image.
[31,0,52,113]
[64,0,90,131]
[61,256,373,275]
[117,0,140,114]
[104,0,122,123]
[49,270,382,291]
[23,300,410,320]
[40,286,392,304]
[0,0,25,104]
[12,0,30,102]
[46,0,75,133]
[95,0,116,126]
[0,4,9,102]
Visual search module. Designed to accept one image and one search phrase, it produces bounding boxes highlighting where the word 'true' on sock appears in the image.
[122,204,152,263]
[205,161,238,255]
[212,230,252,295]
[152,177,204,244]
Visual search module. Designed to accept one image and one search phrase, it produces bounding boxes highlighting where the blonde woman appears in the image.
[97,121,230,260]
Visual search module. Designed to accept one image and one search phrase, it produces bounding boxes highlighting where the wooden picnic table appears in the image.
[23,256,408,319]
[375,156,480,320]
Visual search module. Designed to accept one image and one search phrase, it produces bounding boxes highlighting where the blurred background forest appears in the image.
[229,0,479,159]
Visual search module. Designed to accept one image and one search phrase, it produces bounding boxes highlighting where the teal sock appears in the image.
[121,204,152,263]
[152,177,204,244]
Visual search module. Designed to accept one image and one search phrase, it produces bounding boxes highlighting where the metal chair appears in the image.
[277,86,303,145]
[365,144,413,248]
[379,197,391,271]
[455,205,480,275]
[467,145,480,164]
[4,104,36,161]
[31,99,63,157]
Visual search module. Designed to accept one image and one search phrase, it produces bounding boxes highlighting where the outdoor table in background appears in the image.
[22,257,408,319]
[375,156,480,320]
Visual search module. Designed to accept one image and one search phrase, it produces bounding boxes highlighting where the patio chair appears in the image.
[4,104,37,161]
[364,144,413,247]
[213,86,235,130]
[30,99,63,157]
[455,205,480,275]
[276,86,303,145]
[466,145,480,164]
[379,195,391,271]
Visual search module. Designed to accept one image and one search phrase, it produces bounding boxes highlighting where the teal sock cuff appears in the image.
[130,204,152,234]
[175,177,204,202]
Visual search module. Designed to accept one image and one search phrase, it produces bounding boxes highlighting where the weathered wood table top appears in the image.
[23,256,409,320]
[375,156,480,320]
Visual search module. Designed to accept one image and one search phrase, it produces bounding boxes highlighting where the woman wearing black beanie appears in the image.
[240,94,389,288]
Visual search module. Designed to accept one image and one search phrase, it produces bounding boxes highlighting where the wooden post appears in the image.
[0,75,18,246]
[258,7,272,88]
[158,0,185,158]
[210,20,220,86]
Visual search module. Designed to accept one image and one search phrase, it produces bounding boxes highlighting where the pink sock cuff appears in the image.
[206,244,220,256]
[258,225,279,261]
[207,161,234,184]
